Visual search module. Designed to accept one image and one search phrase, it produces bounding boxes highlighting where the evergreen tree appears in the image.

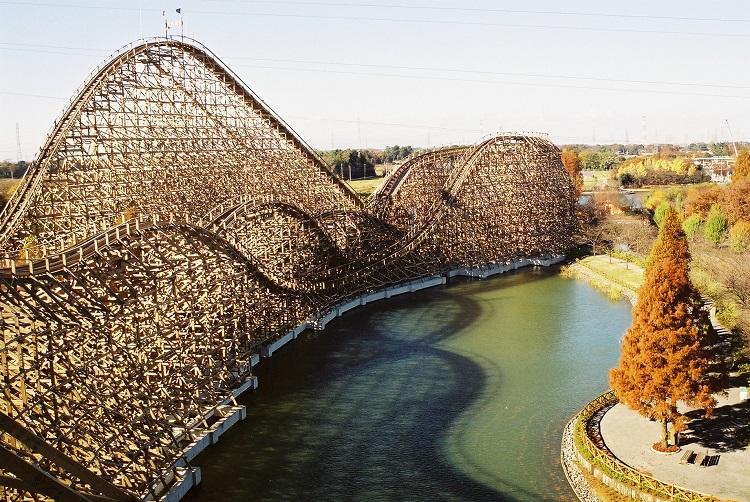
[610,208,722,450]
[681,214,702,241]
[704,204,728,245]
[729,221,750,253]
[653,201,671,228]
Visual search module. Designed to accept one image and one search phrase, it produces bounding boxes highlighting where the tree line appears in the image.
[560,146,750,188]
[0,161,28,178]
[318,145,421,180]
[569,153,750,452]
[561,142,748,174]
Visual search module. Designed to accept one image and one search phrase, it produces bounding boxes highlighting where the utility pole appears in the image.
[15,122,22,178]
[357,117,362,149]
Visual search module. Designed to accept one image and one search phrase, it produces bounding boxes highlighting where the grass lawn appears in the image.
[578,255,644,292]
[346,177,384,198]
[0,179,21,206]
[582,170,611,190]
[0,178,21,193]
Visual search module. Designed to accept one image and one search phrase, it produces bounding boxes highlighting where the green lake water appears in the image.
[184,268,632,501]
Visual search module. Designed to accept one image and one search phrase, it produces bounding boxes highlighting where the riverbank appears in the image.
[184,264,632,502]
[601,387,750,502]
[559,256,640,501]
[561,418,599,502]
[566,388,748,502]
[561,257,743,502]
[178,255,569,501]
[561,256,642,304]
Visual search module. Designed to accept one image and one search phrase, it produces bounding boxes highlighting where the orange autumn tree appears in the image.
[561,148,584,198]
[609,208,723,451]
[733,148,750,183]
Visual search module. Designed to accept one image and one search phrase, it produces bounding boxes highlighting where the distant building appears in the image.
[693,156,734,184]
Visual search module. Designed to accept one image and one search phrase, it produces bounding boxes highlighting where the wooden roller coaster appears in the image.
[0,38,575,501]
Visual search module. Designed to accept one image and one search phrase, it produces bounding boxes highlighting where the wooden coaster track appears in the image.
[0,38,575,501]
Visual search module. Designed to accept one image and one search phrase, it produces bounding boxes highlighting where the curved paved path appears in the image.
[599,387,750,502]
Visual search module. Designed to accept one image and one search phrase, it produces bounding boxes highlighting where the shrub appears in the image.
[704,204,728,245]
[666,186,687,212]
[715,299,739,331]
[645,190,667,211]
[729,221,750,252]
[619,172,635,187]
[653,201,671,228]
[721,179,750,224]
[682,214,702,241]
[689,267,723,299]
[685,184,721,216]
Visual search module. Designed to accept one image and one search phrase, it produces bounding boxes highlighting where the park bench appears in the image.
[694,452,706,467]
[679,449,694,464]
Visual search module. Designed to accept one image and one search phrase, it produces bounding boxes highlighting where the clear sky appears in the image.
[1,0,748,160]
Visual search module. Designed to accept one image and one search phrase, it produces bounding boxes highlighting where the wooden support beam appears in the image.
[0,412,135,501]
[0,34,574,502]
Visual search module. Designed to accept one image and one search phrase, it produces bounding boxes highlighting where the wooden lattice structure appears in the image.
[0,38,575,501]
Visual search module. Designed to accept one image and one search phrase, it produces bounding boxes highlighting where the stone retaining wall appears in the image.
[566,392,721,502]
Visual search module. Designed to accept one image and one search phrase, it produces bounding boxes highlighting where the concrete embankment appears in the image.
[164,254,565,501]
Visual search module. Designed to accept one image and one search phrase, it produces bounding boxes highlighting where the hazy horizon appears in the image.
[2,0,749,160]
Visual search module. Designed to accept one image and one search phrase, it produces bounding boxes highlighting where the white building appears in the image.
[693,156,734,184]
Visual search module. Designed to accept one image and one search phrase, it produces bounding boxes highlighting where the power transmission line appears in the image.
[2,60,750,102]
[6,0,749,25]
[0,42,105,51]
[1,42,749,94]
[228,56,750,91]
[0,47,103,56]
[0,91,67,100]
[204,0,750,24]
[3,60,750,102]
[230,63,750,100]
[2,1,750,38]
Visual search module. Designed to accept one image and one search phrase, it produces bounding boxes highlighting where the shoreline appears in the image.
[560,257,737,502]
[561,417,600,502]
[167,254,565,501]
[561,258,639,305]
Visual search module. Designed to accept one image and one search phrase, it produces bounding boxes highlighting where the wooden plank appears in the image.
[0,412,134,501]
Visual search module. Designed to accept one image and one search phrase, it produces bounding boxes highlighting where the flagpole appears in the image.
[176,8,184,42]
